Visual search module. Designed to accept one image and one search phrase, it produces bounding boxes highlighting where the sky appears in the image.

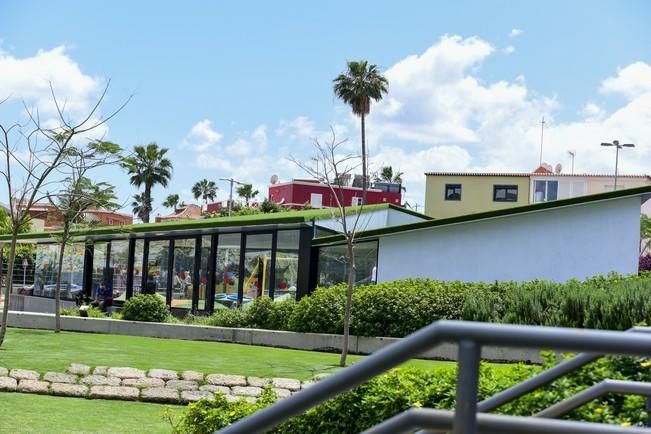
[1,0,650,217]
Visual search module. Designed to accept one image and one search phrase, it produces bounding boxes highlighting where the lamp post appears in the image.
[219,177,245,217]
[600,140,635,191]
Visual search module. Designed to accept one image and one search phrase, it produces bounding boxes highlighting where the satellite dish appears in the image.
[270,174,279,185]
[542,162,553,173]
[554,163,562,174]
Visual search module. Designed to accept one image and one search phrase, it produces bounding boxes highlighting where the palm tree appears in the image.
[192,179,218,211]
[333,60,388,204]
[237,184,259,206]
[122,143,173,223]
[131,193,149,222]
[377,166,404,184]
[162,194,180,211]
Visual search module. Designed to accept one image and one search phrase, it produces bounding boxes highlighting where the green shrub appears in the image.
[288,285,346,334]
[60,307,79,316]
[121,294,170,322]
[205,307,247,328]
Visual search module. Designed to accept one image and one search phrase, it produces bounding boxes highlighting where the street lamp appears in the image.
[219,177,245,217]
[600,140,635,191]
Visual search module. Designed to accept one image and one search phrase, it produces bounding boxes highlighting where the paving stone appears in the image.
[17,380,49,393]
[231,386,263,397]
[181,370,204,381]
[0,367,8,377]
[51,383,88,397]
[89,385,140,400]
[122,377,165,388]
[141,387,179,403]
[272,388,292,399]
[93,366,108,376]
[272,378,301,391]
[80,375,121,386]
[247,376,271,387]
[67,364,91,375]
[199,384,231,395]
[206,374,246,387]
[301,380,316,389]
[43,372,78,384]
[0,376,17,391]
[225,394,256,404]
[9,369,39,381]
[148,369,178,380]
[107,367,146,379]
[181,390,215,403]
[165,380,198,391]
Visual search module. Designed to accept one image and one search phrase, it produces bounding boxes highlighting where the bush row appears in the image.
[196,273,651,337]
[168,354,651,433]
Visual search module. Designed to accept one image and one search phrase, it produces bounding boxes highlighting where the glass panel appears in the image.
[494,187,506,201]
[534,180,545,202]
[132,239,144,296]
[243,233,272,302]
[547,181,558,201]
[172,238,195,309]
[197,236,211,311]
[109,240,129,303]
[317,241,378,287]
[214,233,240,309]
[506,187,518,201]
[33,243,84,300]
[274,231,300,300]
[146,240,169,301]
[92,242,107,298]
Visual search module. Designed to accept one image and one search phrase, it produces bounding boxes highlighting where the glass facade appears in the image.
[33,243,85,300]
[214,233,241,309]
[92,242,108,299]
[172,238,195,309]
[274,230,300,300]
[109,240,129,302]
[243,233,272,301]
[317,241,378,287]
[198,236,211,310]
[146,240,169,300]
[132,239,144,295]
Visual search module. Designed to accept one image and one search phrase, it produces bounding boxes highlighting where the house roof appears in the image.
[425,171,650,178]
[313,185,651,246]
[0,203,430,242]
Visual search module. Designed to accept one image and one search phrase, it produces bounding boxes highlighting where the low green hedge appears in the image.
[169,354,651,433]
[122,294,170,322]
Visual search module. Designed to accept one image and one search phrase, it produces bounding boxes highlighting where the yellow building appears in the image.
[425,168,651,219]
[425,172,531,219]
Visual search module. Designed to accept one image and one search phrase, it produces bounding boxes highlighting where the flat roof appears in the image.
[425,171,650,178]
[313,185,651,246]
[0,203,429,242]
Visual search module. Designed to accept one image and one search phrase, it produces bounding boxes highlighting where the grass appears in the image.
[0,393,182,434]
[0,328,469,380]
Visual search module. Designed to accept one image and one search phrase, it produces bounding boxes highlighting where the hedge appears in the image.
[169,354,651,433]
[196,273,651,337]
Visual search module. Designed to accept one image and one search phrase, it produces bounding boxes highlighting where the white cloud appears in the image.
[509,28,523,37]
[503,46,515,54]
[276,116,315,139]
[182,119,223,151]
[600,61,651,100]
[225,124,268,157]
[580,102,606,120]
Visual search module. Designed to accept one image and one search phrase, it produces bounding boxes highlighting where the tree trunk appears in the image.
[339,240,356,367]
[54,227,69,333]
[0,231,19,346]
[361,112,367,205]
[143,183,152,223]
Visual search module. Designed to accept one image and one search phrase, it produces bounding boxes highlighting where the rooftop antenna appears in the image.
[568,150,576,174]
[539,116,546,166]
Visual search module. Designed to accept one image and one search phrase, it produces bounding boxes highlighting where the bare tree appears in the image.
[292,128,365,366]
[0,81,130,346]
[48,140,122,332]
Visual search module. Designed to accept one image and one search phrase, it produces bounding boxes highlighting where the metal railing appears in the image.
[218,321,651,434]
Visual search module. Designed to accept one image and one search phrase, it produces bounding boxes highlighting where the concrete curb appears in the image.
[7,311,543,363]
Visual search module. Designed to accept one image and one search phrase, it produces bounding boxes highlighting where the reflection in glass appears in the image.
[317,241,378,287]
[214,233,240,309]
[244,233,272,301]
[274,231,300,300]
[172,238,195,309]
[198,236,211,311]
[110,240,129,302]
[33,243,85,300]
[92,242,107,298]
[146,240,169,300]
[132,239,144,295]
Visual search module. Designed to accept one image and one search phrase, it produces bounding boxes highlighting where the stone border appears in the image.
[7,311,543,363]
[0,364,312,405]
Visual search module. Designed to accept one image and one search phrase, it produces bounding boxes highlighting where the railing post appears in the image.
[454,339,481,434]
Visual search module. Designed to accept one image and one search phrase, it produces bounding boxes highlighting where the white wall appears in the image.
[377,196,641,283]
[317,208,428,233]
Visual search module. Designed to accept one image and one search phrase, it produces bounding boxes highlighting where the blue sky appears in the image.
[2,0,650,216]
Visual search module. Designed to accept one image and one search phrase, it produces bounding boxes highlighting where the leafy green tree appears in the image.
[333,60,388,204]
[377,166,404,184]
[192,179,218,212]
[131,193,149,222]
[259,198,282,213]
[237,184,259,206]
[121,143,173,223]
[162,194,180,211]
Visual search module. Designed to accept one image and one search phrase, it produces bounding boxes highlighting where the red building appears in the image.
[268,179,402,209]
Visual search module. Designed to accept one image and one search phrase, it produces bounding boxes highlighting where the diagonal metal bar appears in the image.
[218,321,651,434]
[362,408,651,434]
[535,380,651,418]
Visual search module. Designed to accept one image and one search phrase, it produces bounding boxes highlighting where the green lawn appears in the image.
[0,328,462,380]
[0,393,182,434]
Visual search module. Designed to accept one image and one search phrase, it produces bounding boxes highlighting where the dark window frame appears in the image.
[493,185,519,202]
[444,184,462,201]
